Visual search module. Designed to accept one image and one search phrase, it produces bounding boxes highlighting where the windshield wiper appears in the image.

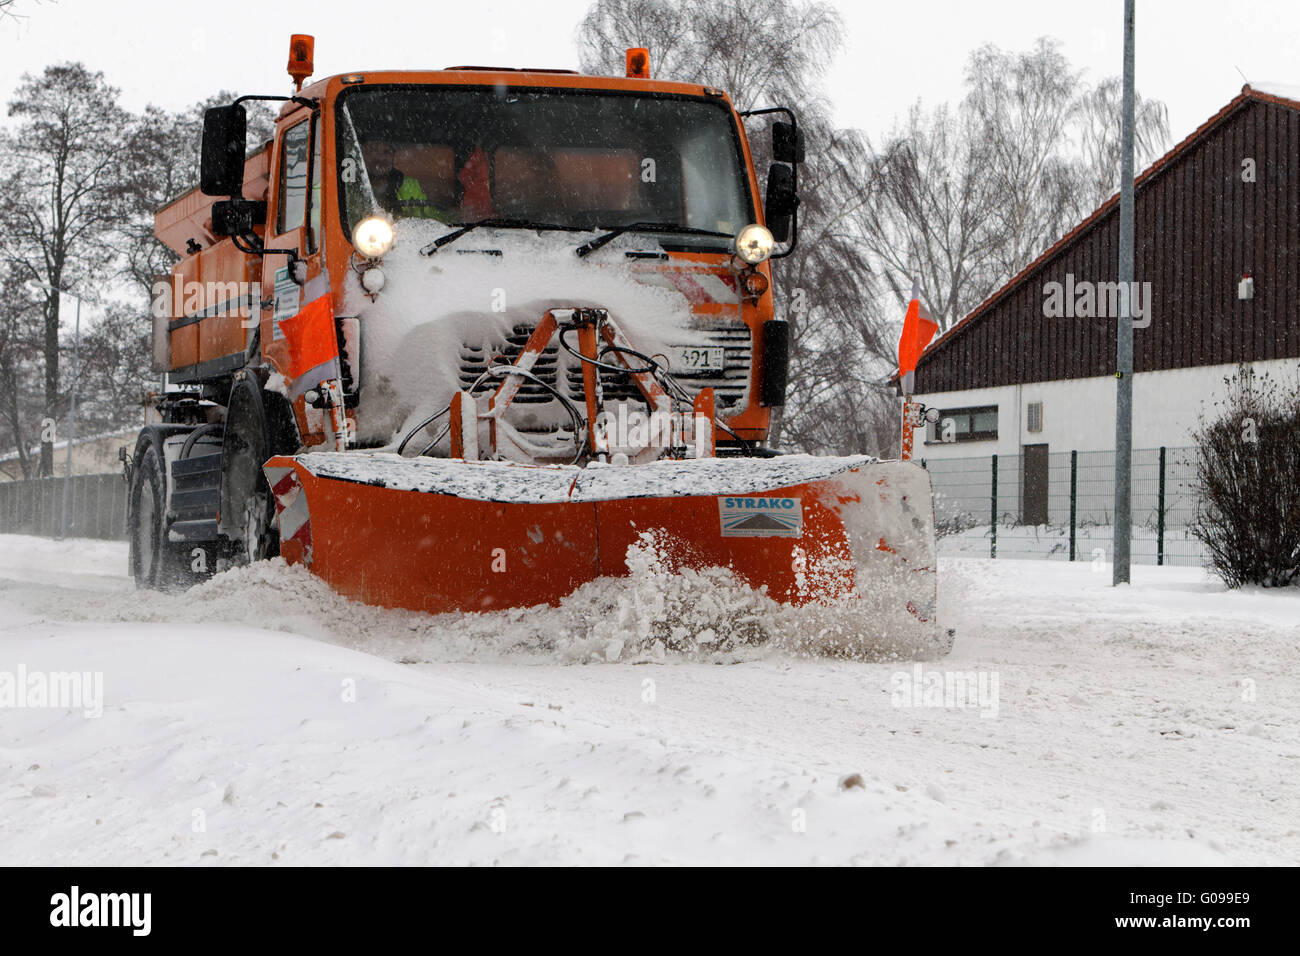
[574,222,735,259]
[419,218,581,256]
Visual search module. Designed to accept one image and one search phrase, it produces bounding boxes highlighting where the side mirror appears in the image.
[772,121,805,164]
[764,163,799,243]
[211,198,267,237]
[759,319,789,407]
[200,104,248,197]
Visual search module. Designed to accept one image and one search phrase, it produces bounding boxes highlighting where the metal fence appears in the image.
[921,446,1207,566]
[0,452,1211,564]
[0,473,129,540]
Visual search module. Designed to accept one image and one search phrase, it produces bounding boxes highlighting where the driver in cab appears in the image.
[364,141,450,222]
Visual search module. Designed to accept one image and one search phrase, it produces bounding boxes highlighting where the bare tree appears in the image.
[577,0,841,112]
[0,70,280,470]
[963,38,1171,287]
[861,39,1172,354]
[1073,76,1171,212]
[774,123,894,453]
[71,302,153,435]
[0,270,44,478]
[117,92,276,300]
[0,64,131,475]
[857,103,1003,333]
[0,0,26,23]
[962,39,1087,286]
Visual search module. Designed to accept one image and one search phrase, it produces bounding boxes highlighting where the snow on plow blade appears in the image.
[264,452,941,644]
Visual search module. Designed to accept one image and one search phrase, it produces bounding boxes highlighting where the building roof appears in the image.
[913,84,1300,374]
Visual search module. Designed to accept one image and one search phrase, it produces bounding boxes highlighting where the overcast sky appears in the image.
[0,0,1294,148]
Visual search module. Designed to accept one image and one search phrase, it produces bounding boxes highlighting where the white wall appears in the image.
[910,357,1300,460]
[0,428,141,482]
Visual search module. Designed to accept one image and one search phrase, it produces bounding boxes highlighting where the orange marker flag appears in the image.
[898,278,939,395]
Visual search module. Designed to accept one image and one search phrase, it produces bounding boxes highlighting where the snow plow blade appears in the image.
[264,452,941,643]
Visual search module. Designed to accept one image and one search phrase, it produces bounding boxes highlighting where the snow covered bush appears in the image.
[933,508,984,539]
[1190,366,1300,588]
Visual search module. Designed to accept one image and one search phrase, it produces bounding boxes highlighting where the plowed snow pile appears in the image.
[0,533,939,663]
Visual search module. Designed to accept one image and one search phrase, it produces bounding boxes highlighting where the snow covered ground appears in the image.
[1,533,1296,866]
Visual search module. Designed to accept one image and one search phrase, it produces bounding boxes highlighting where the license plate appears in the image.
[673,345,725,374]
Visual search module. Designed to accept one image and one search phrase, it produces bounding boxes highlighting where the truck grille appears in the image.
[457,326,560,404]
[458,322,752,415]
[561,324,751,409]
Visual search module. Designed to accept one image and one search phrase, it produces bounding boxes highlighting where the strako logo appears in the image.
[50,886,151,937]
[717,496,802,537]
[1042,273,1152,328]
[0,664,102,718]
[152,277,260,327]
[891,664,999,717]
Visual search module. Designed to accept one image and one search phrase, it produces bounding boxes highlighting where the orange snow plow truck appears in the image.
[129,36,944,652]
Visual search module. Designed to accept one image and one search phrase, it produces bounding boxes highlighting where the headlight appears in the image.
[734,223,775,264]
[352,216,394,258]
[360,266,386,293]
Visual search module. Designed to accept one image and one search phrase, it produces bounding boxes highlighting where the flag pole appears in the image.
[900,370,917,461]
[898,279,935,461]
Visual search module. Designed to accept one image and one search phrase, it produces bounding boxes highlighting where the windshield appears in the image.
[336,85,753,249]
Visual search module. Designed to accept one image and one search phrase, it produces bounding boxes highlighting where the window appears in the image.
[277,119,311,235]
[308,114,321,252]
[1026,401,1043,433]
[334,86,753,245]
[929,405,998,443]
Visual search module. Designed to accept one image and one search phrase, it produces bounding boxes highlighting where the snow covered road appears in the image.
[1,533,1296,865]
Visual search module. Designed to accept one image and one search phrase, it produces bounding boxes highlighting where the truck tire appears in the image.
[220,378,294,565]
[129,440,199,591]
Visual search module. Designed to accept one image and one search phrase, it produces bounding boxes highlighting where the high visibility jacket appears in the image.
[386,169,448,221]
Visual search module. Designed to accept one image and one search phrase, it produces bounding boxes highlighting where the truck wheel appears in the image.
[220,380,282,566]
[129,441,197,591]
[234,483,274,565]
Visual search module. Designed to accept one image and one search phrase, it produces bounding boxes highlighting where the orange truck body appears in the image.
[153,67,778,449]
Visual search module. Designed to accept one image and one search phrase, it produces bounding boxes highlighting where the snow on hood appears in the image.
[346,223,720,446]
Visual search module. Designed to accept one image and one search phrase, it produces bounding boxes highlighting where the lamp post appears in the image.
[1113,0,1137,585]
[28,280,91,539]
